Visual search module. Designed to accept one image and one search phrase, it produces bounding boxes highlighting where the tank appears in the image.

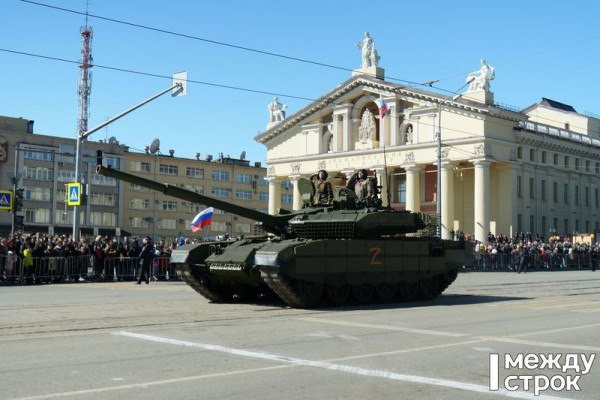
[96,159,471,308]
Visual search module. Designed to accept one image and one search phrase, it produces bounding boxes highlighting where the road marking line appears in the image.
[297,317,468,337]
[509,322,600,338]
[477,336,600,352]
[108,331,570,400]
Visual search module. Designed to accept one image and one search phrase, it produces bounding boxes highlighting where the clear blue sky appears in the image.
[2,0,600,164]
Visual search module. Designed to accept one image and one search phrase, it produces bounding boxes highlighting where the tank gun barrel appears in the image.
[96,164,286,234]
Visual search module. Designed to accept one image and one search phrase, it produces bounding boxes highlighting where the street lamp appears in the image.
[72,72,187,242]
[436,78,473,238]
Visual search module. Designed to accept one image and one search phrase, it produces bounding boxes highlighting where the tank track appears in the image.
[259,267,308,308]
[176,263,224,303]
[259,266,459,308]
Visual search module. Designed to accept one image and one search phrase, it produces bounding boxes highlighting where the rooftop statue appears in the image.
[356,32,379,68]
[467,59,495,92]
[268,97,287,123]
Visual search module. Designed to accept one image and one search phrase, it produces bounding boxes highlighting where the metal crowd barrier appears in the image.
[0,254,180,284]
[464,252,597,271]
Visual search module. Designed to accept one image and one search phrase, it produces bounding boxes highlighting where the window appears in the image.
[541,152,546,164]
[586,160,590,173]
[212,187,230,198]
[212,170,229,181]
[553,154,558,165]
[91,174,116,186]
[158,218,176,230]
[235,223,251,234]
[397,179,406,203]
[517,214,522,233]
[129,217,150,229]
[597,163,600,175]
[565,122,570,130]
[24,150,54,161]
[529,149,535,162]
[236,189,252,200]
[105,157,120,169]
[585,187,589,207]
[281,194,293,204]
[57,170,76,182]
[564,156,569,168]
[130,198,150,210]
[529,178,534,199]
[24,166,53,181]
[517,147,522,159]
[161,200,177,211]
[564,183,569,204]
[131,183,151,193]
[258,176,268,186]
[24,187,52,202]
[183,184,203,194]
[159,164,178,176]
[211,222,227,232]
[553,218,558,232]
[131,161,151,173]
[259,192,268,202]
[575,185,579,206]
[90,193,117,206]
[575,219,580,232]
[541,180,546,201]
[55,210,84,224]
[24,208,50,223]
[553,182,558,203]
[530,215,535,233]
[575,158,580,170]
[281,180,293,190]
[186,167,204,178]
[596,188,599,208]
[236,173,252,184]
[186,203,199,213]
[586,221,590,233]
[90,212,116,226]
[541,216,546,235]
[564,219,569,234]
[517,176,522,198]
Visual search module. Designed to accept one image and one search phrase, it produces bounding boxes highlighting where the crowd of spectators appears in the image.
[469,231,600,271]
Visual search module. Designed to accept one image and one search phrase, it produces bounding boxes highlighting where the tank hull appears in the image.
[171,238,470,308]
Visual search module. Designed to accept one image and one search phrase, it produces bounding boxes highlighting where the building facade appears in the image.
[123,151,272,242]
[0,115,127,236]
[255,50,600,242]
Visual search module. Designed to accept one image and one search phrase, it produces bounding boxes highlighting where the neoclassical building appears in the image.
[255,36,600,242]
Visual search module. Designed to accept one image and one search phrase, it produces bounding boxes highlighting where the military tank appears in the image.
[96,156,471,308]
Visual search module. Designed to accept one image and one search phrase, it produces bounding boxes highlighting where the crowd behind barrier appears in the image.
[0,231,192,284]
[1,230,598,284]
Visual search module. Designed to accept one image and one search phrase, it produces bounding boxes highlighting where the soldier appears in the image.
[311,170,333,205]
[348,169,375,202]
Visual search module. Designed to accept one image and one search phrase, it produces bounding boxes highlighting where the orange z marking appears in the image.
[369,247,382,266]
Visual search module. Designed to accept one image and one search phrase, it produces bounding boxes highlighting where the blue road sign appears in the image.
[67,183,82,206]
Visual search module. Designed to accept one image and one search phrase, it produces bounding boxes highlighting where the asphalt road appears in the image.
[1,271,599,400]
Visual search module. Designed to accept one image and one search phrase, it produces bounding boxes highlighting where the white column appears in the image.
[342,110,352,151]
[266,177,281,215]
[379,115,387,147]
[473,159,492,243]
[440,161,455,239]
[389,103,398,146]
[331,115,340,153]
[290,175,302,211]
[404,164,421,212]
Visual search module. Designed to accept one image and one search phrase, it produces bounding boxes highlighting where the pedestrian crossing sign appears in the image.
[0,190,12,210]
[67,183,82,206]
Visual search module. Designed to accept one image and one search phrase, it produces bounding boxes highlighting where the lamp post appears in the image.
[436,78,474,238]
[72,72,187,242]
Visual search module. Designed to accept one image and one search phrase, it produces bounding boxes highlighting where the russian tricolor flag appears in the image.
[377,96,388,118]
[190,207,214,232]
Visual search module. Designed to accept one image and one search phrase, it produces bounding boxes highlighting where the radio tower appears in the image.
[73,5,93,241]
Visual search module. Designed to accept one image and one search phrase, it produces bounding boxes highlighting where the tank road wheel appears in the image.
[417,276,439,300]
[326,284,351,305]
[351,284,374,303]
[375,282,397,302]
[398,281,419,301]
[295,281,324,307]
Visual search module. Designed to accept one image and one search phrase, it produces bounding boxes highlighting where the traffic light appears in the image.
[13,188,24,212]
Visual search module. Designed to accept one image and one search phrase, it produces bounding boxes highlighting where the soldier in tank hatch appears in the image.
[310,169,333,205]
[347,169,375,202]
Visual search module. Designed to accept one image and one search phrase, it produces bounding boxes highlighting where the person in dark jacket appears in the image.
[137,236,154,284]
[518,244,530,274]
